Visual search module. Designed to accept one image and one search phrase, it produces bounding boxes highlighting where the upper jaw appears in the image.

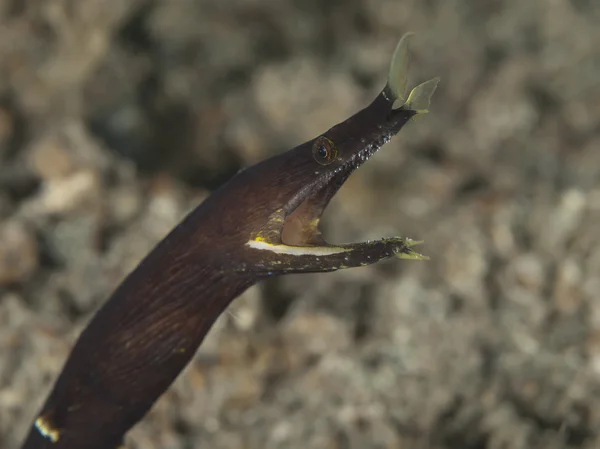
[278,103,421,244]
[278,126,400,246]
[311,107,418,203]
[259,32,441,247]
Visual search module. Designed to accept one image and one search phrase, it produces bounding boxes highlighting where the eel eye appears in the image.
[312,137,338,165]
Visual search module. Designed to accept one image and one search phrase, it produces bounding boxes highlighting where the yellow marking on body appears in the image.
[246,239,350,256]
[35,415,61,443]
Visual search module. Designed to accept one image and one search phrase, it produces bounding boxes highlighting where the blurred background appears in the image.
[1,0,600,448]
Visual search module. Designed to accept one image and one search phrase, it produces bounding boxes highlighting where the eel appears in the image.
[21,33,439,449]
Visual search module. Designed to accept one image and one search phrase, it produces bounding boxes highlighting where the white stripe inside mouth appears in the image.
[246,239,350,256]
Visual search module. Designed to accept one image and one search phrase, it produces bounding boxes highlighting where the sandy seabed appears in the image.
[1,1,600,448]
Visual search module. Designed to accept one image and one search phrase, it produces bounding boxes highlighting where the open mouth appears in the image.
[280,127,402,247]
[245,33,439,269]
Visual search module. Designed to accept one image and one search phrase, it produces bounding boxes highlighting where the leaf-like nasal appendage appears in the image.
[387,32,440,114]
[404,77,440,115]
[388,32,414,102]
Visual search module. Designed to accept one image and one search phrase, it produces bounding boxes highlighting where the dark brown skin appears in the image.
[21,34,438,449]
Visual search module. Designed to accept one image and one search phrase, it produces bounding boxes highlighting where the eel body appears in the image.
[21,33,438,449]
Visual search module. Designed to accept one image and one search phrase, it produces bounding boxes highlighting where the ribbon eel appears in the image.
[21,33,439,449]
